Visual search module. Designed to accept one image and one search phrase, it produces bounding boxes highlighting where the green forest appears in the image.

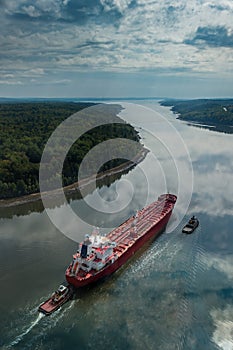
[161,99,233,126]
[0,102,142,199]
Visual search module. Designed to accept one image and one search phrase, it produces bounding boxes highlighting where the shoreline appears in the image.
[0,147,149,209]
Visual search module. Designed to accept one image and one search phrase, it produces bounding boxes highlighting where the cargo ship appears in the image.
[65,193,177,288]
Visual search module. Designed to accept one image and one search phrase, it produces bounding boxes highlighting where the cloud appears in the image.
[28,68,45,75]
[205,0,233,12]
[49,79,71,84]
[3,0,122,24]
[185,26,233,48]
[1,0,233,96]
[5,0,64,19]
[0,80,23,85]
[21,5,41,18]
[100,0,133,14]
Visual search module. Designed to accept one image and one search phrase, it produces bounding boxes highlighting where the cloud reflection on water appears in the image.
[122,101,233,218]
[0,100,232,350]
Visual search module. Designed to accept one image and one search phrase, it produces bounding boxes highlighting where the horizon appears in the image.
[0,1,233,98]
[0,96,233,102]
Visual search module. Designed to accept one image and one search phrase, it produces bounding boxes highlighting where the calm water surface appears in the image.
[0,101,232,350]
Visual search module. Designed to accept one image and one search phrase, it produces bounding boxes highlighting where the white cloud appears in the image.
[28,68,45,75]
[49,78,71,84]
[0,80,23,85]
[22,5,40,17]
[1,0,233,93]
[205,0,233,11]
[100,0,133,13]
[4,0,63,18]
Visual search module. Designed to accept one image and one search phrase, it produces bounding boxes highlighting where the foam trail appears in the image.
[49,299,76,327]
[9,312,44,347]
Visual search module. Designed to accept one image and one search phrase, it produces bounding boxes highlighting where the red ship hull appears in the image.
[66,211,172,288]
[66,194,176,288]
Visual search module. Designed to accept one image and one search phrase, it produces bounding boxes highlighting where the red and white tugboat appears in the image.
[66,193,177,288]
[38,284,73,315]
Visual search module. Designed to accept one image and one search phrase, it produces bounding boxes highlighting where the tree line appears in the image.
[161,99,233,126]
[0,102,142,199]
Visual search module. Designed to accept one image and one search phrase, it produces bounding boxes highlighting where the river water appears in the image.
[0,101,232,350]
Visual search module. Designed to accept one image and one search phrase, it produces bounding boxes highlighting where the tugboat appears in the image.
[38,284,73,315]
[182,216,199,234]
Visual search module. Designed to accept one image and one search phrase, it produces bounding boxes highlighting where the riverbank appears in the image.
[0,147,149,209]
[160,98,233,134]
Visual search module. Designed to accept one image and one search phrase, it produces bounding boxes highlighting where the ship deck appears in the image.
[107,197,174,247]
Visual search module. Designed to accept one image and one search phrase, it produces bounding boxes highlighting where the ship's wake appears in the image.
[8,312,45,347]
[6,298,76,349]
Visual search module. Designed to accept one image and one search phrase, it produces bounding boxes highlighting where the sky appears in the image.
[0,0,233,98]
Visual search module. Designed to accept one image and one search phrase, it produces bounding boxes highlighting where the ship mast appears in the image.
[92,226,100,242]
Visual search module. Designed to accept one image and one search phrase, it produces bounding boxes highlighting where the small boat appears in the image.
[38,284,73,315]
[182,216,199,234]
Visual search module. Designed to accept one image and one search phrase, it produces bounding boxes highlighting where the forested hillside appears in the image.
[161,99,233,126]
[0,102,141,199]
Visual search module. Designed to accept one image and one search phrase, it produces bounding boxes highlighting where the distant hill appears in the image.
[161,99,233,128]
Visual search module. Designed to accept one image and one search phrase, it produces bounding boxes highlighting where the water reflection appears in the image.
[186,122,233,135]
[0,163,137,220]
[130,101,233,218]
[0,100,232,350]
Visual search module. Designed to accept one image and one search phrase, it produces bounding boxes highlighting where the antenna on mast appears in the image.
[92,226,100,242]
